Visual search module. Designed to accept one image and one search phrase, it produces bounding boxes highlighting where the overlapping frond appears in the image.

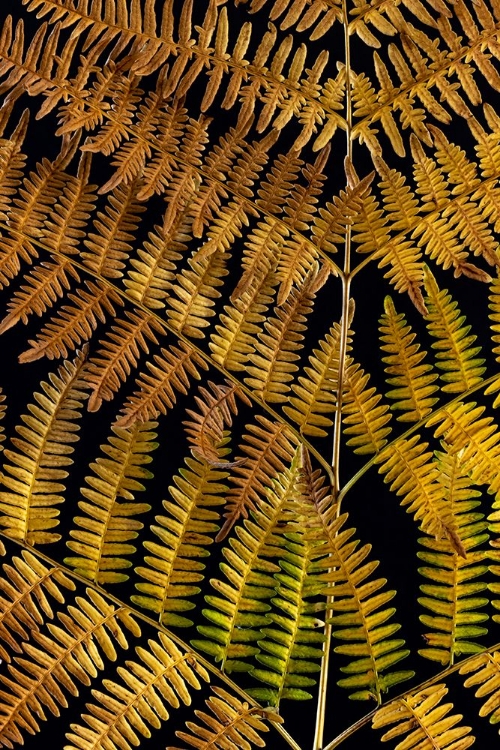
[193,453,301,673]
[373,683,475,749]
[0,348,87,545]
[0,587,140,749]
[376,435,465,555]
[379,295,439,422]
[65,633,209,750]
[117,341,209,427]
[418,448,489,666]
[132,449,228,628]
[65,421,158,584]
[423,267,486,394]
[313,482,412,701]
[172,686,271,750]
[0,550,74,662]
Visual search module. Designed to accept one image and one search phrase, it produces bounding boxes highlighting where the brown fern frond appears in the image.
[84,310,167,413]
[19,280,123,363]
[0,110,29,224]
[117,341,209,427]
[217,415,297,541]
[183,380,251,465]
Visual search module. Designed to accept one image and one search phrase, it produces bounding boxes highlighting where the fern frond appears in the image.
[183,381,250,465]
[167,250,229,339]
[0,111,29,224]
[379,296,439,422]
[423,267,485,394]
[372,683,474,749]
[132,450,228,628]
[283,321,346,438]
[19,280,123,363]
[314,495,412,701]
[65,633,209,750]
[0,348,88,545]
[248,451,327,704]
[217,416,297,542]
[461,650,500,727]
[172,686,271,750]
[193,454,301,672]
[83,310,166,412]
[376,435,464,556]
[64,421,158,585]
[418,448,489,666]
[117,341,209,427]
[0,550,74,662]
[0,258,80,335]
[0,587,140,748]
[82,179,147,280]
[342,359,392,454]
[245,263,329,403]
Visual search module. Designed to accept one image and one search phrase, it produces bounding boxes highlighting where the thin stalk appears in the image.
[0,532,302,750]
[313,4,353,748]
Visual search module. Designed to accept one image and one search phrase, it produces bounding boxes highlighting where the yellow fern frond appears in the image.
[0,349,88,545]
[423,267,485,393]
[373,683,475,749]
[461,650,500,728]
[342,359,392,454]
[380,296,438,421]
[117,341,209,427]
[65,421,158,585]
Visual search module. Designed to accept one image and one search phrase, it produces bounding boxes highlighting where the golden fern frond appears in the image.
[0,550,75,662]
[374,156,420,233]
[342,359,393,454]
[82,178,147,280]
[314,494,412,701]
[428,402,500,495]
[132,450,228,628]
[193,453,301,672]
[19,280,123,363]
[0,110,29,224]
[117,341,209,427]
[0,348,88,545]
[461,650,500,727]
[376,435,465,556]
[418,447,489,666]
[372,683,475,749]
[244,0,341,41]
[167,250,229,340]
[171,686,272,750]
[0,587,140,748]
[245,263,329,403]
[64,421,158,585]
[231,216,287,303]
[283,321,346,438]
[487,274,500,402]
[281,146,329,230]
[217,416,297,542]
[0,258,80,335]
[210,261,277,373]
[124,209,191,311]
[423,267,486,394]
[65,633,209,750]
[248,451,327,704]
[83,310,166,412]
[379,296,439,422]
[256,149,304,217]
[183,380,251,465]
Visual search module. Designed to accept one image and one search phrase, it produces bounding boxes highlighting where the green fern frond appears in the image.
[0,587,140,748]
[0,348,88,545]
[64,421,158,585]
[423,267,486,394]
[418,447,489,666]
[379,296,439,422]
[132,449,228,628]
[65,633,208,750]
[373,683,475,749]
[193,452,301,673]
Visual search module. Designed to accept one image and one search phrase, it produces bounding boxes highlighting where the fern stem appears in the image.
[0,221,335,489]
[0,532,302,750]
[337,371,500,505]
[314,4,353,748]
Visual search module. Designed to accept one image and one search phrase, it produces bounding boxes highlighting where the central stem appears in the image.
[313,2,353,747]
